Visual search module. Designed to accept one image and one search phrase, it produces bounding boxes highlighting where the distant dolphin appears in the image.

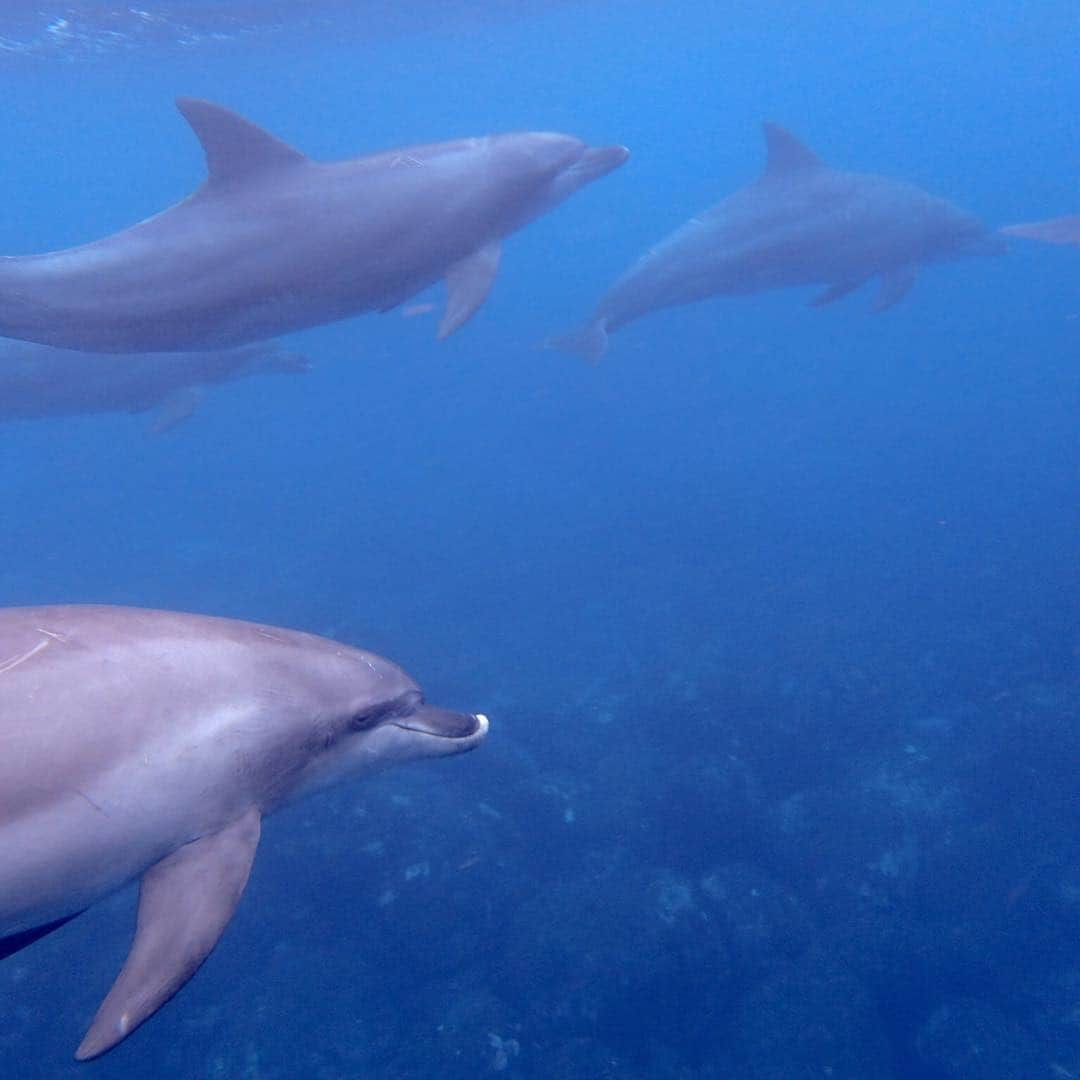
[0,98,628,352]
[0,339,309,433]
[0,605,488,1059]
[1002,215,1080,245]
[550,123,1003,361]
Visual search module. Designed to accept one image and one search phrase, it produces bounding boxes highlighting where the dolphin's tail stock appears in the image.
[544,317,610,364]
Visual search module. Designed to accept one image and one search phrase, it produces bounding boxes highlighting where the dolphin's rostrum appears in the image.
[550,123,1002,361]
[0,605,488,1059]
[1002,215,1080,245]
[0,99,628,352]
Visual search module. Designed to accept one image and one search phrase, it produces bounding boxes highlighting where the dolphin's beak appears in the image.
[570,144,630,184]
[393,706,489,750]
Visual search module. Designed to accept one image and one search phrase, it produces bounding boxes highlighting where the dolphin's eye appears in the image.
[350,703,392,731]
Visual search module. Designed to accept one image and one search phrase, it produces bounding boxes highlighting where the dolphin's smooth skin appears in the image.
[0,339,309,433]
[0,98,628,353]
[550,123,1003,361]
[1002,215,1080,245]
[0,605,488,1059]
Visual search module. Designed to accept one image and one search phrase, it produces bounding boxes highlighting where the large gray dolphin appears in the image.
[0,98,628,352]
[0,339,308,433]
[550,123,1002,361]
[0,605,488,1059]
[1002,215,1080,245]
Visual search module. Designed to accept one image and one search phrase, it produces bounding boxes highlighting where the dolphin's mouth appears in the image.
[392,706,489,743]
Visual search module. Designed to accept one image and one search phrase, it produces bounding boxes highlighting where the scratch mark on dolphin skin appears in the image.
[389,154,425,169]
[35,627,68,643]
[255,629,286,642]
[0,635,51,674]
[74,789,107,815]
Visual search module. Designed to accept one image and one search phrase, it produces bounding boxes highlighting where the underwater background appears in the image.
[1,2,1079,1077]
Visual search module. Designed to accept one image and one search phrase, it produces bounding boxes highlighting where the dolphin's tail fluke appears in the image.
[544,317,609,364]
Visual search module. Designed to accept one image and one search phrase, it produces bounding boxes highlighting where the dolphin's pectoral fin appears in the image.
[873,265,918,312]
[176,98,307,185]
[75,807,262,1061]
[810,279,867,307]
[438,241,502,339]
[150,387,206,435]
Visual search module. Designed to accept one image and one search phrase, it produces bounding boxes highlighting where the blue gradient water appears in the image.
[1,3,1078,1077]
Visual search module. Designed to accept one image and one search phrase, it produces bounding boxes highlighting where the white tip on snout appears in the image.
[474,713,490,735]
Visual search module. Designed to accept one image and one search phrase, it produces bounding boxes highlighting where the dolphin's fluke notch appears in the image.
[1001,215,1080,245]
[76,807,263,1060]
[545,318,610,364]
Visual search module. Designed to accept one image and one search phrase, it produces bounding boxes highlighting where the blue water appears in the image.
[1,2,1079,1077]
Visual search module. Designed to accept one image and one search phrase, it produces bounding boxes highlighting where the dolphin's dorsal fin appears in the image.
[75,807,262,1060]
[177,98,307,184]
[761,122,823,178]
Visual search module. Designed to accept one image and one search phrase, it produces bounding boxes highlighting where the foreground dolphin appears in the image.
[0,98,628,352]
[1002,215,1080,245]
[0,339,308,433]
[550,123,1002,361]
[0,605,488,1059]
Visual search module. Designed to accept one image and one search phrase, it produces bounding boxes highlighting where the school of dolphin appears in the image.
[0,97,1076,1061]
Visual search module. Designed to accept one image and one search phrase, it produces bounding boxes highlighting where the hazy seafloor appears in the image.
[1,2,1080,1078]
